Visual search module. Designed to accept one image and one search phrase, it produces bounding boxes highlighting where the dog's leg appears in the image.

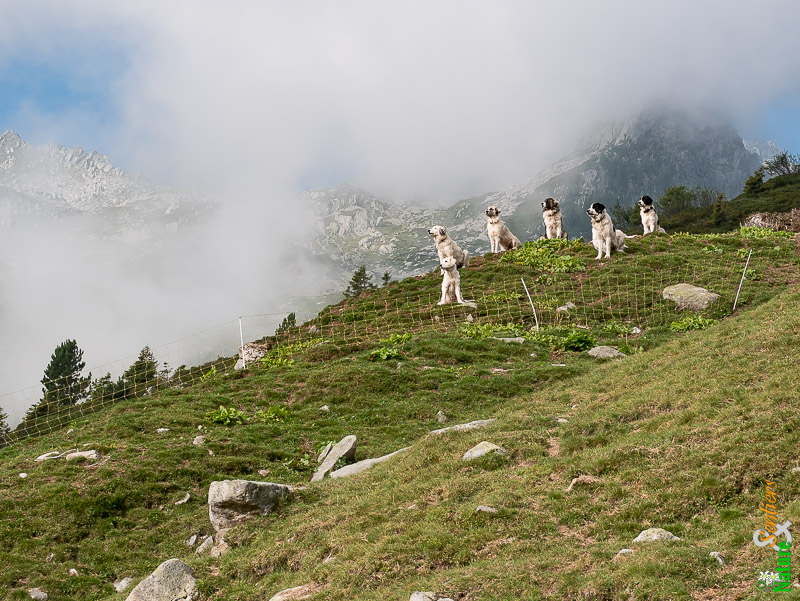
[462,250,469,268]
[438,277,448,305]
[454,279,465,304]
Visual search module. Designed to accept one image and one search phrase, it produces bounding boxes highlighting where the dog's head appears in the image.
[542,197,560,211]
[638,195,655,209]
[440,256,457,270]
[485,206,501,218]
[428,225,447,240]
[587,202,606,220]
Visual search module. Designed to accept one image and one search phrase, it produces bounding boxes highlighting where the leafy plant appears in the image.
[459,322,527,339]
[558,329,598,352]
[200,365,218,383]
[370,346,402,361]
[600,321,632,336]
[670,315,717,332]
[379,332,412,345]
[252,405,289,423]
[501,239,586,273]
[739,226,795,239]
[260,339,324,369]
[206,405,249,425]
[485,290,522,303]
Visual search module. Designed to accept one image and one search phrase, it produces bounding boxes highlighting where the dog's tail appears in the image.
[460,250,470,269]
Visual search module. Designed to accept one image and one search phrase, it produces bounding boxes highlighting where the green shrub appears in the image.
[260,339,324,368]
[206,405,249,425]
[501,239,586,273]
[739,226,795,239]
[670,315,717,332]
[252,405,290,423]
[459,322,527,339]
[379,332,412,345]
[485,290,523,303]
[369,346,402,361]
[559,329,598,352]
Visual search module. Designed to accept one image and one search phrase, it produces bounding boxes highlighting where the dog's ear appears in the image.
[495,208,501,215]
[440,227,446,235]
[595,202,606,212]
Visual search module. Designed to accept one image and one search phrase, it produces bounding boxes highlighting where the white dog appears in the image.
[542,197,567,240]
[586,202,631,260]
[638,195,666,234]
[428,225,469,268]
[438,256,477,307]
[485,206,521,253]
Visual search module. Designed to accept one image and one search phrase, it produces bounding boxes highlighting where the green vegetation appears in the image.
[670,315,717,332]
[275,312,297,335]
[344,265,377,298]
[500,238,586,272]
[206,405,249,425]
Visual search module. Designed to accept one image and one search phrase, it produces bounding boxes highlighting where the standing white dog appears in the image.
[438,256,465,305]
[638,195,666,234]
[428,225,469,268]
[586,202,630,260]
[485,206,521,253]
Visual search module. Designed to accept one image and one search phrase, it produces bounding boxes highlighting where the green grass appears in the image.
[1,227,800,600]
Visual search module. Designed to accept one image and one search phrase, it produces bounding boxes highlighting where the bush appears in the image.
[501,239,586,272]
[206,406,249,425]
[252,406,289,423]
[670,316,717,332]
[369,346,402,361]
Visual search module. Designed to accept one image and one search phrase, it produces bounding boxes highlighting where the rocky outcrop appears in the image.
[429,419,495,436]
[462,441,507,461]
[662,284,719,311]
[311,435,357,482]
[125,559,197,601]
[207,480,292,531]
[329,447,410,479]
[588,346,626,359]
[632,528,681,542]
[742,208,800,232]
[267,583,323,601]
[234,342,272,370]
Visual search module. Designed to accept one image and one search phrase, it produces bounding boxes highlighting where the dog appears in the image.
[586,202,632,260]
[428,225,469,269]
[541,197,568,239]
[637,195,666,234]
[437,256,477,307]
[485,206,521,253]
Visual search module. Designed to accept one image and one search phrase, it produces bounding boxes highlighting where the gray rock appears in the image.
[45,553,55,562]
[195,535,213,554]
[429,419,495,436]
[436,410,449,424]
[156,428,170,434]
[662,283,720,311]
[311,435,357,482]
[319,405,330,412]
[19,472,27,478]
[208,480,292,531]
[466,314,474,322]
[124,559,197,601]
[462,441,507,461]
[192,436,204,446]
[68,568,79,576]
[308,325,320,335]
[210,541,229,557]
[28,588,48,600]
[185,535,197,547]
[66,450,100,461]
[174,493,190,506]
[556,302,577,312]
[114,577,134,593]
[588,346,626,359]
[409,594,436,601]
[554,417,569,424]
[632,528,681,543]
[566,475,599,491]
[317,443,333,463]
[790,467,800,475]
[631,327,642,334]
[493,337,525,343]
[476,505,498,513]
[235,342,272,370]
[710,551,725,565]
[267,583,323,601]
[329,448,410,479]
[613,549,634,562]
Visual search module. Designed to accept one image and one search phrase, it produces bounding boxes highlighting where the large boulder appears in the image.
[125,559,197,601]
[588,346,626,359]
[662,284,719,311]
[208,480,292,531]
[311,435,357,482]
[462,441,507,461]
[234,342,272,370]
[632,528,681,543]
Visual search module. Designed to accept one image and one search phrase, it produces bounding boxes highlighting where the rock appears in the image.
[309,325,320,335]
[66,450,100,461]
[329,448,410,479]
[45,553,55,562]
[192,436,204,446]
[554,417,569,424]
[156,428,170,434]
[311,435,357,482]
[258,469,270,477]
[235,342,272,370]
[114,577,134,593]
[556,302,577,312]
[210,541,229,557]
[124,559,197,601]
[185,535,197,547]
[409,594,436,601]
[466,314,474,322]
[462,441,507,461]
[588,346,626,359]
[476,505,498,513]
[35,451,62,462]
[613,549,634,562]
[662,283,720,311]
[790,467,800,475]
[632,326,642,334]
[19,472,27,478]
[267,583,323,601]
[436,410,449,424]
[566,475,599,491]
[493,337,525,343]
[319,405,330,412]
[429,419,496,436]
[317,443,333,463]
[175,493,191,506]
[551,363,566,367]
[195,536,213,554]
[68,568,79,576]
[710,551,725,565]
[632,528,681,543]
[28,588,48,600]
[208,480,292,531]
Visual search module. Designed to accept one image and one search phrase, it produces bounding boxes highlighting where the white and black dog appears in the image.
[485,206,521,253]
[638,195,666,234]
[586,202,633,260]
[541,197,567,239]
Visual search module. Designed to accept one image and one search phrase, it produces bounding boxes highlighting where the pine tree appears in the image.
[30,339,91,420]
[0,405,11,448]
[275,312,297,335]
[743,166,765,195]
[381,272,392,286]
[344,265,376,298]
[118,346,160,399]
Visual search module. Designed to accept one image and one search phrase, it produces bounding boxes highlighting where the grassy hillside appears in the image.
[1,228,799,600]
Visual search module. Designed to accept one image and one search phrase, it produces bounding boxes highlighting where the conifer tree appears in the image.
[381,272,392,286]
[29,339,91,420]
[0,405,11,447]
[344,265,376,297]
[743,166,765,195]
[118,346,160,399]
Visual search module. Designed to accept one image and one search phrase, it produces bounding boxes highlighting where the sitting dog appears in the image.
[485,206,521,253]
[542,197,568,239]
[586,202,631,260]
[428,225,469,268]
[638,195,666,234]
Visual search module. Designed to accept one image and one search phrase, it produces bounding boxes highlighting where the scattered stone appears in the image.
[493,337,525,343]
[124,558,197,601]
[662,283,720,311]
[192,436,204,446]
[588,346,626,359]
[633,528,681,543]
[317,443,333,463]
[156,428,170,434]
[311,435,357,482]
[19,472,27,479]
[613,549,634,562]
[632,327,642,334]
[551,363,566,367]
[185,535,198,547]
[329,448,410,479]
[308,325,320,335]
[113,577,134,593]
[436,410,449,424]
[466,314,474,322]
[319,405,330,412]
[566,475,599,492]
[434,315,441,322]
[476,505,498,513]
[45,553,55,562]
[556,302,577,312]
[258,469,270,477]
[429,419,496,436]
[210,540,230,557]
[197,425,203,430]
[68,568,79,576]
[409,593,436,601]
[489,367,509,373]
[208,449,214,456]
[175,492,191,506]
[208,480,292,531]
[710,551,725,565]
[462,441,507,461]
[235,342,272,370]
[790,467,800,475]
[554,417,569,424]
[67,428,74,434]
[35,451,62,462]
[322,554,336,564]
[66,450,100,461]
[267,583,323,601]
[28,588,48,600]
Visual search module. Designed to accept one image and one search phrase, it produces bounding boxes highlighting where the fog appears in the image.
[2,1,800,425]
